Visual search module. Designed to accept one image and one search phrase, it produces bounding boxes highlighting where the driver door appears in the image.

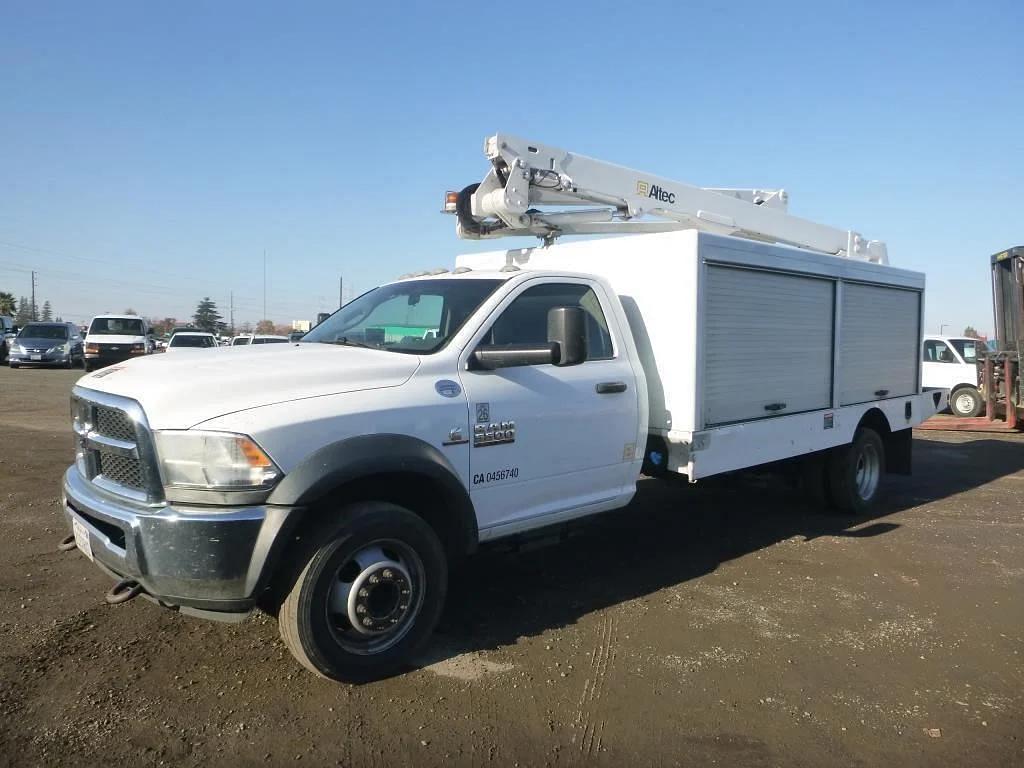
[458,278,639,534]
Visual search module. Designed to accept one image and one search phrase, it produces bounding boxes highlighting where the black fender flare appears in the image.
[267,433,478,555]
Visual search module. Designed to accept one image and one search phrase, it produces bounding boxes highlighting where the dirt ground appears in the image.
[0,367,1021,768]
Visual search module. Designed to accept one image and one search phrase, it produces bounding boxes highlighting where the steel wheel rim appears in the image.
[954,392,974,414]
[855,443,881,500]
[325,538,425,655]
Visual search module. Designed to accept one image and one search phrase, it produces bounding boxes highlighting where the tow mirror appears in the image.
[471,306,588,370]
[547,306,586,367]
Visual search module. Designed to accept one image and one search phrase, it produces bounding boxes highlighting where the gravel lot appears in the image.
[0,366,1021,767]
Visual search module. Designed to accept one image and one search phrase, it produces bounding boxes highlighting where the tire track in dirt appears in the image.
[572,612,618,758]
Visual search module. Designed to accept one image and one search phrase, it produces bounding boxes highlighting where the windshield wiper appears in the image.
[325,337,377,349]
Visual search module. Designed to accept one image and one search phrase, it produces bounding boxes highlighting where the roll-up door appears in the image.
[839,283,920,405]
[703,265,834,426]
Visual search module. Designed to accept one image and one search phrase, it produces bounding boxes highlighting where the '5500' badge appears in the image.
[474,421,515,447]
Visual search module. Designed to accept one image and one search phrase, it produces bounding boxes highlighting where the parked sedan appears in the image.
[166,331,218,352]
[8,322,84,368]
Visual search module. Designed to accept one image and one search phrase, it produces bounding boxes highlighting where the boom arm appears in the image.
[448,134,888,264]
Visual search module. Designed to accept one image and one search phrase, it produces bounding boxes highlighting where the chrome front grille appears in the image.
[71,388,162,503]
[96,451,145,490]
[95,406,136,443]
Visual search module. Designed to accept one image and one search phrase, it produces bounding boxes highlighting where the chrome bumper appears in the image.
[62,466,296,613]
[10,352,71,364]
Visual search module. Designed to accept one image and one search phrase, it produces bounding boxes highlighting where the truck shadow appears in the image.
[416,434,1024,669]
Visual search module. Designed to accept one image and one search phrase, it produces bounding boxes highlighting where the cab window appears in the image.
[485,283,613,361]
[923,340,957,363]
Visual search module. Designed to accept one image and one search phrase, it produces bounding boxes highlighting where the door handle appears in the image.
[764,402,787,412]
[874,389,890,397]
[596,381,627,394]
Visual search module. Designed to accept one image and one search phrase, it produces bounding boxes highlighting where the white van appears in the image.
[84,314,152,372]
[922,335,984,417]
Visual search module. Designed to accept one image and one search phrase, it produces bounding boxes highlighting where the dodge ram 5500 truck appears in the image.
[60,135,944,681]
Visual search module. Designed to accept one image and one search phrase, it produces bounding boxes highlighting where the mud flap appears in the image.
[884,428,912,475]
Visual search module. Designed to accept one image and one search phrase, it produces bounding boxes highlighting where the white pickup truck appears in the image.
[60,136,944,681]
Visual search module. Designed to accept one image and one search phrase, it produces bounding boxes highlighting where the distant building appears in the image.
[291,320,311,332]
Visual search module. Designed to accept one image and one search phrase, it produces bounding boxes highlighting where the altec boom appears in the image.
[449,133,888,264]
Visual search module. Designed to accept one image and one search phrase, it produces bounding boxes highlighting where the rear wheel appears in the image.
[83,361,94,373]
[950,386,982,418]
[278,501,447,681]
[827,427,885,513]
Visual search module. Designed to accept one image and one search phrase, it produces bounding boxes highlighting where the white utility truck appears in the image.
[60,134,943,681]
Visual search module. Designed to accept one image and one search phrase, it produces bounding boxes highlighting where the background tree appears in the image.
[148,317,178,337]
[239,321,252,334]
[124,307,138,316]
[193,298,225,334]
[15,297,32,325]
[254,319,275,334]
[0,291,15,316]
[41,300,53,321]
[963,326,981,339]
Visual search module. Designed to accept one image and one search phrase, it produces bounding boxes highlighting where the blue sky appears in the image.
[1,0,1021,334]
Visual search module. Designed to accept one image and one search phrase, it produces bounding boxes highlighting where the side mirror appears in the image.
[547,306,586,367]
[472,343,557,370]
[471,306,588,370]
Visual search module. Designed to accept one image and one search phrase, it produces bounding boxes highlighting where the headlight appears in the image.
[47,344,68,354]
[12,344,24,353]
[154,431,281,490]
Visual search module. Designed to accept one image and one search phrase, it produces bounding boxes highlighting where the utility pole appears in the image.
[339,276,343,309]
[263,250,267,321]
[229,291,235,336]
[30,271,37,321]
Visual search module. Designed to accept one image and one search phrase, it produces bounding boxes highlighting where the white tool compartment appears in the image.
[838,282,921,405]
[702,265,834,426]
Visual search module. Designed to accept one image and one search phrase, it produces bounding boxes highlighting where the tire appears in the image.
[9,363,18,369]
[950,386,982,418]
[278,501,447,682]
[83,361,94,373]
[826,427,885,514]
[64,355,73,369]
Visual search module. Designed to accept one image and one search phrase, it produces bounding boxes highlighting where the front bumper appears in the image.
[61,466,297,614]
[10,350,72,365]
[85,350,143,365]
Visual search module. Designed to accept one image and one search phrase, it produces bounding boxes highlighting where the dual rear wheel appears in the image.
[802,426,886,513]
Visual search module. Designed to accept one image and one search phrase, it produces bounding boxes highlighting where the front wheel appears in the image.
[278,502,447,681]
[827,427,885,513]
[950,386,982,418]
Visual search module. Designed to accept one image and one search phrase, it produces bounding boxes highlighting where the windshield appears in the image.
[303,278,503,354]
[89,317,144,336]
[950,338,982,362]
[170,334,216,348]
[232,337,250,346]
[19,324,68,340]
